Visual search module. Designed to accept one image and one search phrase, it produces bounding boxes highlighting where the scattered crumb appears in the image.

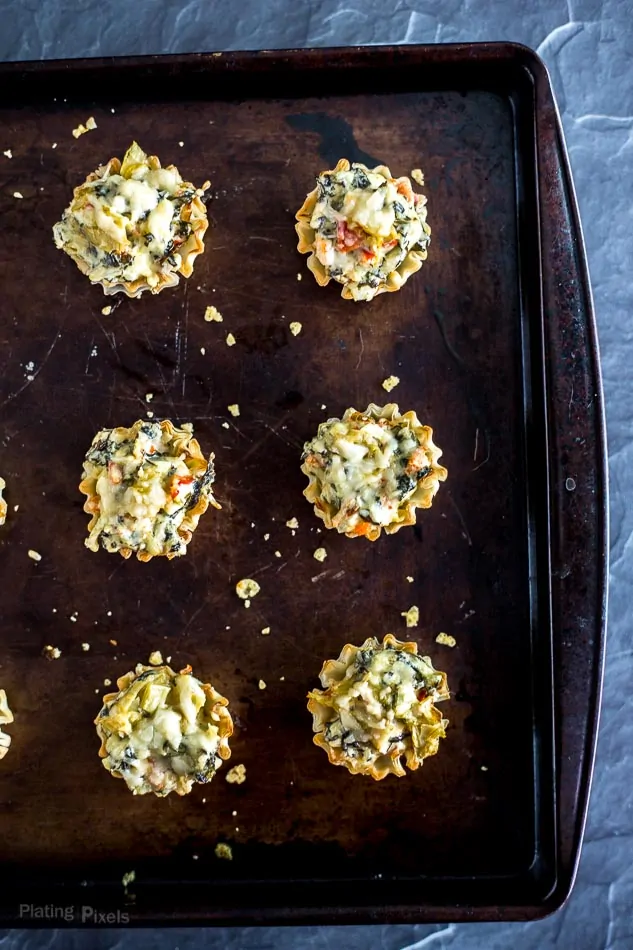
[13,192,23,199]
[192,854,198,860]
[313,547,327,562]
[261,627,271,635]
[215,843,233,861]
[296,273,302,281]
[411,168,425,186]
[289,321,302,336]
[401,605,420,628]
[148,650,163,666]
[69,613,78,623]
[232,810,237,817]
[436,632,456,648]
[263,533,270,541]
[200,347,206,355]
[481,766,489,772]
[279,676,285,682]
[81,643,90,652]
[107,611,112,616]
[51,142,57,149]
[235,578,260,601]
[145,393,153,403]
[225,764,246,785]
[178,141,184,147]
[103,678,111,687]
[72,116,97,138]
[146,411,154,418]
[274,550,282,558]
[285,517,299,530]
[13,505,18,512]
[227,404,240,417]
[43,645,61,660]
[382,375,400,393]
[221,422,230,429]
[258,679,267,690]
[166,656,172,664]
[28,549,42,562]
[3,149,12,159]
[109,639,118,647]
[244,599,251,609]
[122,871,136,889]
[406,576,414,583]
[101,305,112,316]
[226,332,236,347]
[204,305,223,323]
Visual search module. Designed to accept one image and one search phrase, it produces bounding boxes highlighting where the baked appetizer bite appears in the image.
[301,403,446,540]
[95,663,233,797]
[79,419,220,561]
[53,142,209,297]
[0,476,6,527]
[295,158,430,301]
[0,689,13,761]
[308,634,449,780]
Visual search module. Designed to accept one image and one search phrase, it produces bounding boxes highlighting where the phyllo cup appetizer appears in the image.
[53,142,209,297]
[301,403,447,540]
[0,689,13,761]
[95,663,233,797]
[0,476,6,527]
[295,158,431,301]
[79,419,220,561]
[308,634,449,780]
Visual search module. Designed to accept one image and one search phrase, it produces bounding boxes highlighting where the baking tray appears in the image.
[0,43,607,925]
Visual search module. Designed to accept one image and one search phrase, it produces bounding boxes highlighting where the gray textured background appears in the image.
[1,1,629,947]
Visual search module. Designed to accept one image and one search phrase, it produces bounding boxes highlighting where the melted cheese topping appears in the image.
[96,665,231,796]
[309,164,430,301]
[53,142,204,290]
[0,689,13,761]
[82,421,216,558]
[313,641,446,770]
[303,411,433,533]
[0,476,6,527]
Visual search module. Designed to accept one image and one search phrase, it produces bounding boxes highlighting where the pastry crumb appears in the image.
[401,605,420,628]
[13,192,23,199]
[225,763,246,785]
[3,149,12,159]
[43,645,61,660]
[227,404,240,417]
[145,393,153,403]
[274,550,282,558]
[146,410,154,418]
[406,575,414,583]
[148,650,164,666]
[261,626,271,635]
[285,517,299,530]
[226,332,236,346]
[101,305,112,315]
[51,142,57,149]
[436,632,456,648]
[258,679,267,690]
[481,765,489,772]
[72,116,97,138]
[382,375,400,392]
[0,690,13,761]
[313,547,327,562]
[296,273,302,281]
[28,549,42,562]
[122,870,136,888]
[103,678,111,686]
[200,346,206,355]
[204,305,223,322]
[235,578,260,601]
[178,141,184,148]
[411,168,425,186]
[215,842,233,861]
[81,642,91,652]
[289,321,302,336]
[221,421,230,429]
[263,533,270,541]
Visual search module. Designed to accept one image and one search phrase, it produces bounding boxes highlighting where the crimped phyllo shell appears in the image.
[301,403,447,541]
[295,158,431,301]
[0,476,6,527]
[79,419,220,562]
[53,142,209,298]
[308,634,449,780]
[95,663,233,797]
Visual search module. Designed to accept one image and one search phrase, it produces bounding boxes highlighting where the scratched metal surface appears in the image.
[0,3,628,950]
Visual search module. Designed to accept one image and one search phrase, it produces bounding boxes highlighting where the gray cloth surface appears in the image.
[1,1,630,947]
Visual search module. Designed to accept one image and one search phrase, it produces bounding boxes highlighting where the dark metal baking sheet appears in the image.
[0,43,607,924]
